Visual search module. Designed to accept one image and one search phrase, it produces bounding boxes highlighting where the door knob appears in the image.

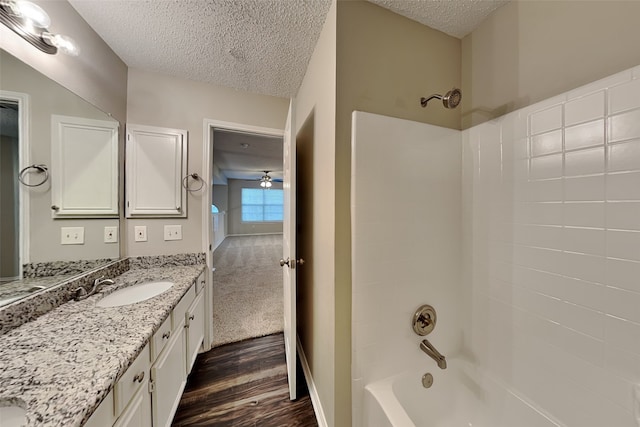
[280,258,290,267]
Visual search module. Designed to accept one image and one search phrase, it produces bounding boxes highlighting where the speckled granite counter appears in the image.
[0,264,205,427]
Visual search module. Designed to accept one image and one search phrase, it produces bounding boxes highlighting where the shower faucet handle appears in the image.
[412,304,437,336]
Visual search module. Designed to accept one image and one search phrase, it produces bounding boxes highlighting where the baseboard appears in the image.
[297,336,328,427]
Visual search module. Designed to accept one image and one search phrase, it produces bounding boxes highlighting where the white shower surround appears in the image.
[351,64,640,427]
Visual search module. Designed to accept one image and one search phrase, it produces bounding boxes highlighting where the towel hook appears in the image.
[18,164,49,187]
[182,173,204,192]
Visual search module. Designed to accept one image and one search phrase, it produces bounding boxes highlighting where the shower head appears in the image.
[420,88,462,109]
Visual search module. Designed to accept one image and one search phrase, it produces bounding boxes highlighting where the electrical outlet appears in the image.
[164,225,182,241]
[134,225,147,242]
[61,227,84,245]
[104,226,118,243]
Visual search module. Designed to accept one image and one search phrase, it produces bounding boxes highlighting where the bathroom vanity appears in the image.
[0,261,208,427]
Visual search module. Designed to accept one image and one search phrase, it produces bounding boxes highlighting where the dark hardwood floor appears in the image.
[172,333,318,427]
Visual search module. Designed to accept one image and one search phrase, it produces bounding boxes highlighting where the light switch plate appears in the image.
[134,225,147,242]
[104,226,118,243]
[61,227,84,245]
[164,225,182,241]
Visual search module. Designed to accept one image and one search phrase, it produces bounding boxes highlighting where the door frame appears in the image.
[1,90,30,278]
[202,118,284,349]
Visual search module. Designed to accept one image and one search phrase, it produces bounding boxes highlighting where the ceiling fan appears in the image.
[259,170,273,188]
[256,170,283,188]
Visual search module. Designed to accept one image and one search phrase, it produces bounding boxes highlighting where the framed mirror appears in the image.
[0,48,121,307]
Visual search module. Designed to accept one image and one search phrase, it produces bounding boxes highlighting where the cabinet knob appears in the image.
[162,331,170,339]
[189,314,195,321]
[133,371,145,383]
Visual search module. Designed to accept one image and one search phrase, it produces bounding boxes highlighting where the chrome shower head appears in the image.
[420,88,462,109]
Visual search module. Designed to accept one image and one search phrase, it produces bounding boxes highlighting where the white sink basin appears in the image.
[0,405,26,427]
[97,281,174,308]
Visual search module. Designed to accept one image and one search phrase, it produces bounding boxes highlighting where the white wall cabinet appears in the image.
[51,115,119,217]
[126,124,187,217]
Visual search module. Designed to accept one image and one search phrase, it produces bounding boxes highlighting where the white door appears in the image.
[282,99,297,400]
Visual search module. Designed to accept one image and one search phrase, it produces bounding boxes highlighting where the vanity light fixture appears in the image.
[260,171,273,188]
[0,0,79,56]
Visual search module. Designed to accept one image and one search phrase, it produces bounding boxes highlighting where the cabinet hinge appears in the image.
[148,379,155,393]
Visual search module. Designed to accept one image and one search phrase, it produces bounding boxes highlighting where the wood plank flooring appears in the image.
[172,333,318,427]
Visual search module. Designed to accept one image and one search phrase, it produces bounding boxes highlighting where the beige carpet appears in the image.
[212,234,284,347]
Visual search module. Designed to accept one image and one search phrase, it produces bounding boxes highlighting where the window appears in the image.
[241,188,283,222]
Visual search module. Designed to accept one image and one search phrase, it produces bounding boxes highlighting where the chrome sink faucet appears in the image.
[74,276,115,301]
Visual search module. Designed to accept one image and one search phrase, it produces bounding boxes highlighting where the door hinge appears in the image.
[148,379,155,393]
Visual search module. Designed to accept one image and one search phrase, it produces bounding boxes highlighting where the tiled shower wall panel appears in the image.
[463,65,640,427]
[351,111,462,427]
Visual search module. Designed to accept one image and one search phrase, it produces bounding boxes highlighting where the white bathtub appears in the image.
[363,359,558,427]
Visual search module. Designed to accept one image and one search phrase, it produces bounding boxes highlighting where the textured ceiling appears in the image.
[369,0,509,39]
[68,0,332,98]
[69,0,508,99]
[213,130,283,182]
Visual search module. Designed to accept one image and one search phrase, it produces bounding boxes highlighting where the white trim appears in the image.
[202,118,284,349]
[297,336,328,427]
[1,90,30,274]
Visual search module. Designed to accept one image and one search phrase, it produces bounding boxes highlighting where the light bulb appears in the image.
[42,32,80,56]
[14,1,50,28]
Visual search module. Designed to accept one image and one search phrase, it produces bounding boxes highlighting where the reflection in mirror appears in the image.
[0,49,121,307]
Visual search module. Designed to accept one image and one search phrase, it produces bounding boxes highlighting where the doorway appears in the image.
[202,119,285,348]
[209,128,285,345]
[0,91,29,284]
[0,101,20,281]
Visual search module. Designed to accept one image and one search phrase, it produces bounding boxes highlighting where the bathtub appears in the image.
[363,359,558,427]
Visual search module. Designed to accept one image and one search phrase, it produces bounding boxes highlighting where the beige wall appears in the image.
[125,68,288,256]
[334,2,461,424]
[462,0,640,128]
[226,179,283,235]
[294,0,337,424]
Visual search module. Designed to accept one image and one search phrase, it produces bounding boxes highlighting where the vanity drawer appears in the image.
[172,285,195,330]
[114,343,150,416]
[150,315,172,362]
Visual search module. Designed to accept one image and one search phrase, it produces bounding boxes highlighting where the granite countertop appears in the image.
[0,264,205,427]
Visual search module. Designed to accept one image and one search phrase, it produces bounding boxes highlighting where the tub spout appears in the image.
[420,339,447,369]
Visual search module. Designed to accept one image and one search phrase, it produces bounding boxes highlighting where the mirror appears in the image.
[0,49,120,307]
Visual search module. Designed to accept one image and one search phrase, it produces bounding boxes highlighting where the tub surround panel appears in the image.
[0,264,205,427]
[350,111,462,427]
[463,65,640,426]
[0,258,130,335]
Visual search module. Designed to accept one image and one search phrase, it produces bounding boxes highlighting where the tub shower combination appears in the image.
[352,67,640,427]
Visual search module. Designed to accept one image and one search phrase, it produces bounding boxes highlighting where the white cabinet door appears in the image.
[113,386,151,427]
[150,319,187,427]
[126,124,187,217]
[185,291,205,374]
[51,115,119,217]
[83,390,115,427]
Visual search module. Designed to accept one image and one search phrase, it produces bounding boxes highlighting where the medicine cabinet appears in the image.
[51,115,119,217]
[125,124,187,218]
